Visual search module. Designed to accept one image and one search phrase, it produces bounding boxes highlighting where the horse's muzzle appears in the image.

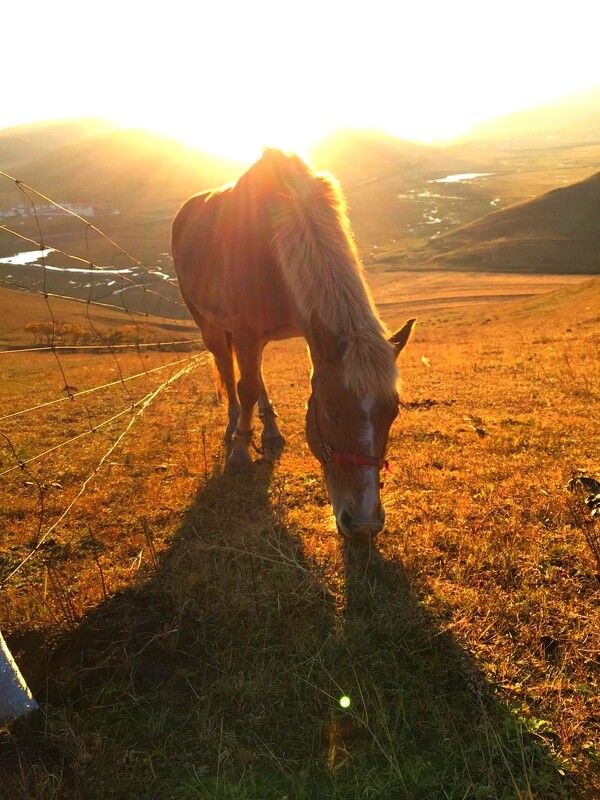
[337,507,386,540]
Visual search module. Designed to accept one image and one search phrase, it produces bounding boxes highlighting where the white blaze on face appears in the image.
[357,395,381,522]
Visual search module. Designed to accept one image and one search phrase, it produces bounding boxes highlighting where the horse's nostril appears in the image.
[339,508,354,531]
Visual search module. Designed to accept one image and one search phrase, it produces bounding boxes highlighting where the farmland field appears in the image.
[1,272,598,799]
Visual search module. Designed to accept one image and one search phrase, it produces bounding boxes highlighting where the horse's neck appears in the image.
[303,312,344,372]
[303,301,398,401]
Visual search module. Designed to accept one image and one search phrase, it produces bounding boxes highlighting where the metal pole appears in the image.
[0,632,38,724]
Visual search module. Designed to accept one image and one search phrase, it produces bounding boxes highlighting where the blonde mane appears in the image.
[268,153,398,399]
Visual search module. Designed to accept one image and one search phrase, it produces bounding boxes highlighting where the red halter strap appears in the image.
[309,393,391,473]
[320,444,391,473]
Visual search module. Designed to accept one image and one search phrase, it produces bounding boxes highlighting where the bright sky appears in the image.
[4,0,600,159]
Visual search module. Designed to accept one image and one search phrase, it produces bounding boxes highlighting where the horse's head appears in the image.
[306,319,415,541]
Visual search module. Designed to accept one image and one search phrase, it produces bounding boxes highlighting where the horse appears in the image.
[172,148,414,540]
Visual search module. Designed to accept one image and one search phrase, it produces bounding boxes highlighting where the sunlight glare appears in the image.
[129,99,329,162]
[169,120,318,162]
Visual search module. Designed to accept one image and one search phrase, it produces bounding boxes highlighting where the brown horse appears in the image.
[172,148,414,540]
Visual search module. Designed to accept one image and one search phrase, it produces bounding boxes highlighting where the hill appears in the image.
[459,85,600,147]
[419,170,600,273]
[0,122,452,215]
[0,121,250,270]
[308,128,434,184]
[0,118,119,171]
[0,127,245,213]
[1,122,440,213]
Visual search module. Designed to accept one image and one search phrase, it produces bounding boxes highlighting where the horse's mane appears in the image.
[262,149,398,399]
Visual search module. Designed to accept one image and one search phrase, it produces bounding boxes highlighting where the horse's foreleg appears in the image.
[258,382,285,456]
[228,336,263,470]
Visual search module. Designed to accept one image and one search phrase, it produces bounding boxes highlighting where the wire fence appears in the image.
[0,168,210,602]
[1,354,205,588]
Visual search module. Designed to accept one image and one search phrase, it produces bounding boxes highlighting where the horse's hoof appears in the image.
[261,434,286,457]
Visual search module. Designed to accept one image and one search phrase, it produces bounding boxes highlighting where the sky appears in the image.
[4,0,600,159]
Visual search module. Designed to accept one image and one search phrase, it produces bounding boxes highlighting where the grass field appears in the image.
[0,272,598,798]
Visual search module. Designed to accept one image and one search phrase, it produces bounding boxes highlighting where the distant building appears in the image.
[66,204,95,218]
[2,202,118,219]
[33,203,95,218]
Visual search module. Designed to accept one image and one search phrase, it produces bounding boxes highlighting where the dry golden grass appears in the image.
[0,286,197,346]
[0,275,598,798]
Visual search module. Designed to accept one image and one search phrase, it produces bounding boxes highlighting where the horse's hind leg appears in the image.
[199,321,240,442]
[228,334,265,470]
[258,380,285,456]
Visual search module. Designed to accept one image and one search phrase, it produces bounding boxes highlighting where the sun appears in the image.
[141,109,326,163]
[178,125,317,163]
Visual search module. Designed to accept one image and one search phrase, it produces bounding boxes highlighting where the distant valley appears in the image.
[418,170,600,273]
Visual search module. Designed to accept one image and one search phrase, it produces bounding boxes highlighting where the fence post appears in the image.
[0,632,38,724]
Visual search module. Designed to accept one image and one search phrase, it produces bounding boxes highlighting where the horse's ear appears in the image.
[389,318,416,358]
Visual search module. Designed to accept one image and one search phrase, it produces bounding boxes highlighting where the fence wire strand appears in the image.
[0,276,193,325]
[0,353,208,472]
[0,352,204,421]
[0,338,203,355]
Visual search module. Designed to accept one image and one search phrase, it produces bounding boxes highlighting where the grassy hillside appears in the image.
[0,122,248,277]
[0,123,443,287]
[0,286,140,344]
[0,275,598,798]
[419,171,600,273]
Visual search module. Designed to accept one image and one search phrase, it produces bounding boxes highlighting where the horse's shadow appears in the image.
[5,459,570,799]
[337,543,568,797]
